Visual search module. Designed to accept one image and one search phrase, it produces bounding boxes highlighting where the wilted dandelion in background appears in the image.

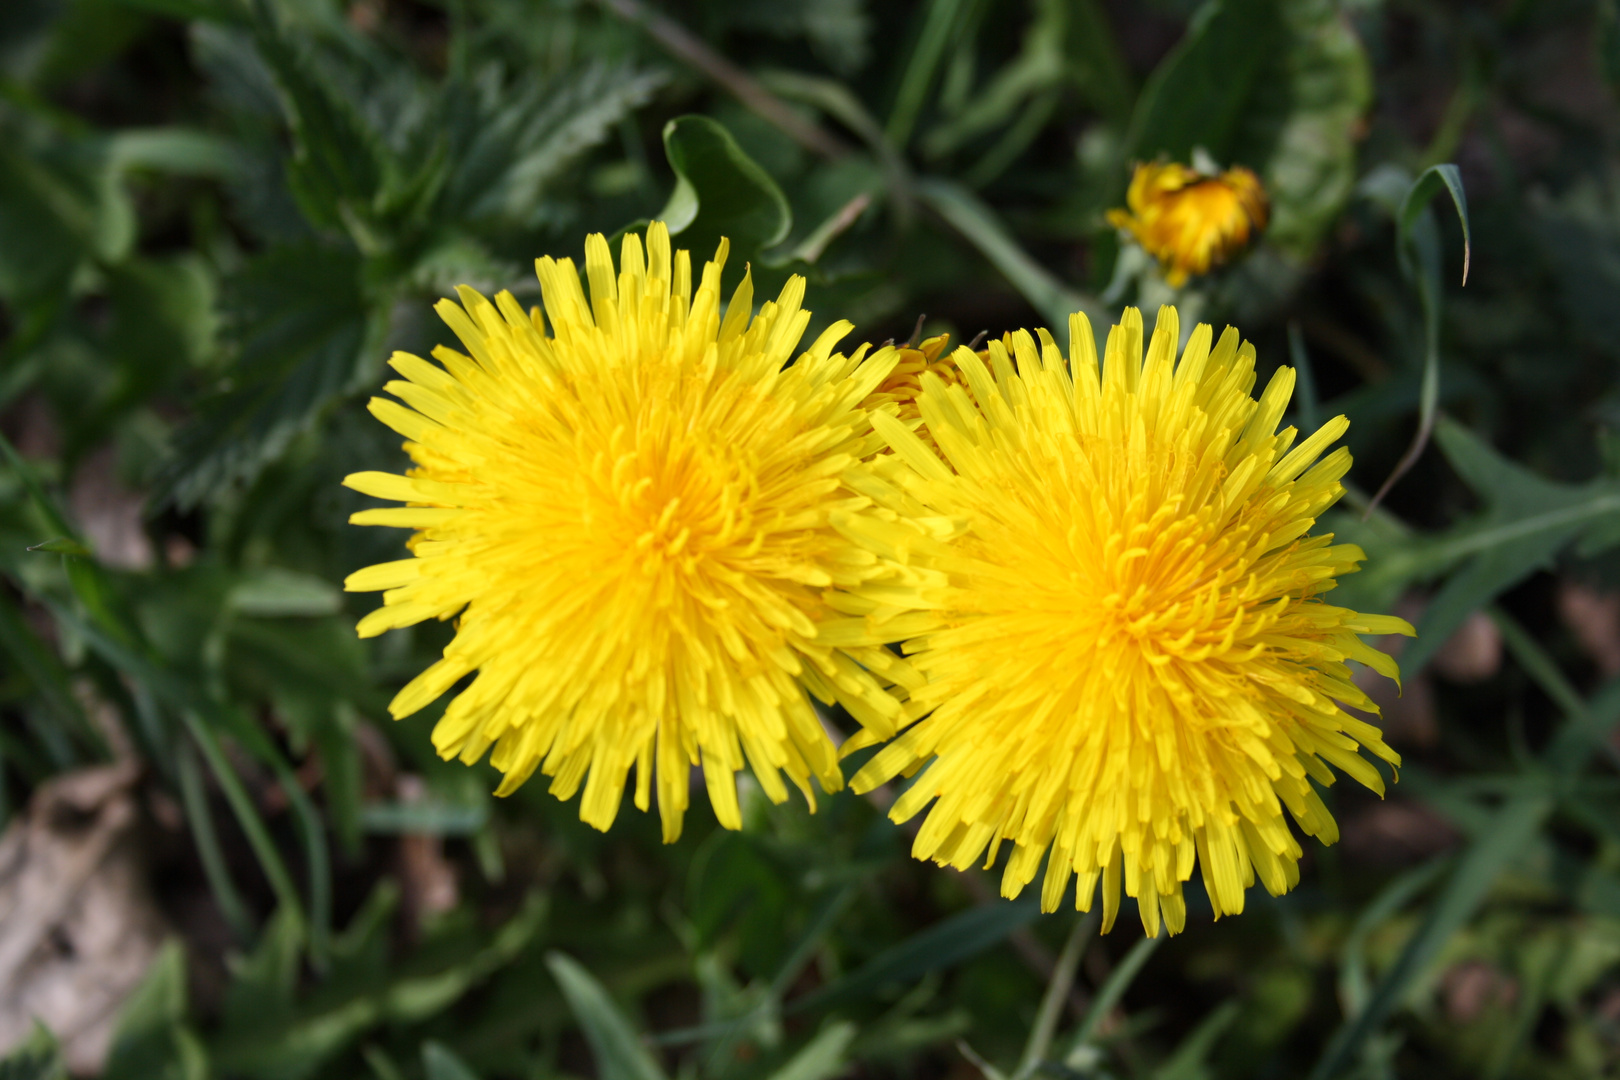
[342,222,926,841]
[1108,161,1269,287]
[840,305,1412,937]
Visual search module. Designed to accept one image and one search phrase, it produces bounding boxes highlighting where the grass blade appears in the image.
[546,951,668,1080]
[1061,930,1163,1063]
[1016,911,1098,1079]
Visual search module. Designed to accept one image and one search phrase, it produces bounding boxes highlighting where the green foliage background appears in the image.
[3,0,1620,1077]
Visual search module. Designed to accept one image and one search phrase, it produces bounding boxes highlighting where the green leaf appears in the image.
[211,893,547,1076]
[787,897,1043,1015]
[1060,931,1163,1062]
[765,1022,857,1080]
[660,116,791,266]
[546,952,669,1080]
[1151,1001,1241,1080]
[887,0,976,148]
[358,800,488,835]
[0,1024,66,1080]
[107,128,244,179]
[1398,163,1471,286]
[915,177,1107,337]
[421,1043,481,1080]
[1600,0,1620,96]
[1307,794,1551,1080]
[1126,0,1281,166]
[1364,163,1469,511]
[1235,1,1372,259]
[26,537,92,556]
[1529,179,1620,354]
[1127,0,1371,259]
[226,567,343,617]
[221,907,305,1032]
[154,241,375,509]
[102,941,208,1080]
[0,122,134,305]
[1400,419,1620,677]
[444,62,667,227]
[250,17,386,235]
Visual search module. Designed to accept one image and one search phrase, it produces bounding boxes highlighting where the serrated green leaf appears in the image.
[546,952,668,1080]
[660,116,791,265]
[444,62,667,228]
[154,241,375,509]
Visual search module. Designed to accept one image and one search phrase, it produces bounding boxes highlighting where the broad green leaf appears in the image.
[1234,1,1371,259]
[421,1043,481,1080]
[1126,0,1281,166]
[1127,0,1370,259]
[221,907,305,1033]
[250,18,387,236]
[0,125,133,304]
[546,952,669,1080]
[660,116,791,266]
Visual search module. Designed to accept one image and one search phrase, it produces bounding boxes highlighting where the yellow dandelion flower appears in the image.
[838,305,1413,938]
[861,332,963,451]
[342,222,925,841]
[1107,161,1268,287]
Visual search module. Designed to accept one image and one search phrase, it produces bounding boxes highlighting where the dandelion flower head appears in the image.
[861,331,964,451]
[841,305,1412,937]
[1108,161,1268,287]
[343,222,924,841]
